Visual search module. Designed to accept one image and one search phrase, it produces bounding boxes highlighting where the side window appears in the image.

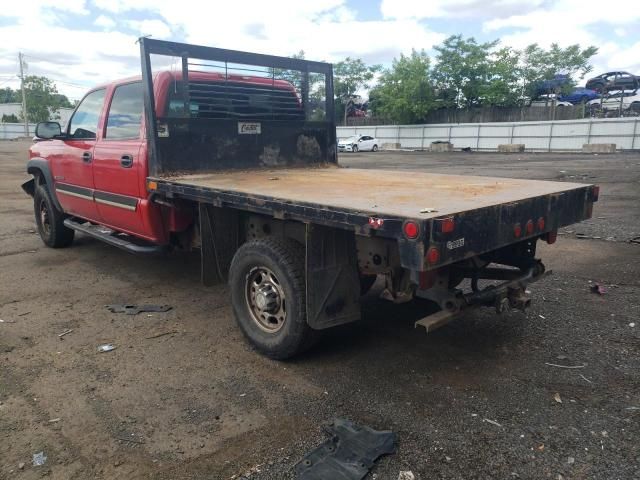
[68,89,106,139]
[105,82,143,139]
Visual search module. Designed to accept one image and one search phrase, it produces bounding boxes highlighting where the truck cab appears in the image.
[26,70,304,250]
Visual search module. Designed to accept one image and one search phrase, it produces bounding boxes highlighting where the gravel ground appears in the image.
[0,141,638,480]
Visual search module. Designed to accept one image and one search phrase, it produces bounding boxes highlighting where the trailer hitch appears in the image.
[415,262,548,333]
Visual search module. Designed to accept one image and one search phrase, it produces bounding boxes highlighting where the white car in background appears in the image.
[587,90,640,112]
[530,95,572,107]
[338,135,379,152]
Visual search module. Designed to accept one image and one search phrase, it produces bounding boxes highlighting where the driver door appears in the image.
[52,88,106,221]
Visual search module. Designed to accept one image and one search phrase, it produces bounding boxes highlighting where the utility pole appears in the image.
[18,52,28,136]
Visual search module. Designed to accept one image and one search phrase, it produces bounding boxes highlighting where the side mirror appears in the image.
[35,121,62,139]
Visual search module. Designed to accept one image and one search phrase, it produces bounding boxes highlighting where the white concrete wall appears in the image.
[0,123,37,139]
[337,117,640,152]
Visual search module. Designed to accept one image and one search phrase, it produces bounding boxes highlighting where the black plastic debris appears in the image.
[295,419,396,480]
[106,304,172,315]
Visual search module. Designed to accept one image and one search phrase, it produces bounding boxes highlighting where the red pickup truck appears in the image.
[22,39,599,359]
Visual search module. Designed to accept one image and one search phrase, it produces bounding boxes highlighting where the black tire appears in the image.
[372,145,378,152]
[352,144,358,153]
[229,237,319,359]
[34,184,74,248]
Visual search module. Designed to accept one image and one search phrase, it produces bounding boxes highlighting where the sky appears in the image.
[0,0,639,100]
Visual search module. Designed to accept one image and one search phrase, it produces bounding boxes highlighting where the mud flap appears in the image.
[305,224,361,329]
[199,203,239,286]
[21,178,35,197]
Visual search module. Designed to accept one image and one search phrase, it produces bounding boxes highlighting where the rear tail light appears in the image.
[403,221,420,239]
[426,247,440,264]
[514,223,522,238]
[537,217,545,231]
[525,220,534,235]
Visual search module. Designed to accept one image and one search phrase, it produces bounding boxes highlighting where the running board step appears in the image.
[63,219,165,255]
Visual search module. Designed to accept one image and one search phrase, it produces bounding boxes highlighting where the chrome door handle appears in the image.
[120,154,133,168]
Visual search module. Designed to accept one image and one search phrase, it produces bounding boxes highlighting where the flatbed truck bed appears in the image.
[151,166,589,220]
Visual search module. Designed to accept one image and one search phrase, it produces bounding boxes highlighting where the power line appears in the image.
[21,53,76,64]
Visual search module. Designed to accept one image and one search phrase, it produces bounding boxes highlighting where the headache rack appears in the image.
[139,38,337,176]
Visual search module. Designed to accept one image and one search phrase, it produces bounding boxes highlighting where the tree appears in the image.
[483,46,522,107]
[18,76,73,123]
[370,50,435,124]
[333,57,381,122]
[0,87,19,103]
[433,35,499,108]
[270,51,327,120]
[1,113,19,123]
[431,36,598,109]
[520,43,598,102]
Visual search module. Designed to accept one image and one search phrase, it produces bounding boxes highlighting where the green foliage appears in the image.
[484,46,522,106]
[0,87,19,103]
[1,113,19,123]
[433,35,499,108]
[333,57,381,121]
[369,50,434,124]
[22,75,73,123]
[0,76,73,123]
[369,36,598,118]
[519,43,599,100]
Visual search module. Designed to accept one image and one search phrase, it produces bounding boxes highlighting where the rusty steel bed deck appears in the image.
[155,166,589,220]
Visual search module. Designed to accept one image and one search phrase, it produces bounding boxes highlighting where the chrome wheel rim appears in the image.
[39,200,51,236]
[245,266,286,333]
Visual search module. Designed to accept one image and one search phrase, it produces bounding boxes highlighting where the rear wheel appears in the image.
[372,145,378,152]
[229,237,319,359]
[34,184,74,248]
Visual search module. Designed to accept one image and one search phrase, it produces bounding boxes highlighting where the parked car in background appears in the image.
[533,74,571,98]
[585,71,639,93]
[338,135,379,152]
[530,95,572,107]
[587,90,640,112]
[558,87,600,104]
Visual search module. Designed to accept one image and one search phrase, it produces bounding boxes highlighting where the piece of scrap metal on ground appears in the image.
[295,419,396,480]
[106,304,172,315]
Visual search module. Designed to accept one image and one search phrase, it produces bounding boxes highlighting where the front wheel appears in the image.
[34,184,74,248]
[228,237,319,359]
[352,144,358,153]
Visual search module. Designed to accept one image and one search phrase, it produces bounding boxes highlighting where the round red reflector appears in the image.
[404,221,419,239]
[525,220,534,235]
[537,217,545,231]
[427,247,440,264]
[514,223,522,238]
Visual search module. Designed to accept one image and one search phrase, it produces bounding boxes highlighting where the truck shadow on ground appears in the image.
[66,235,527,369]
